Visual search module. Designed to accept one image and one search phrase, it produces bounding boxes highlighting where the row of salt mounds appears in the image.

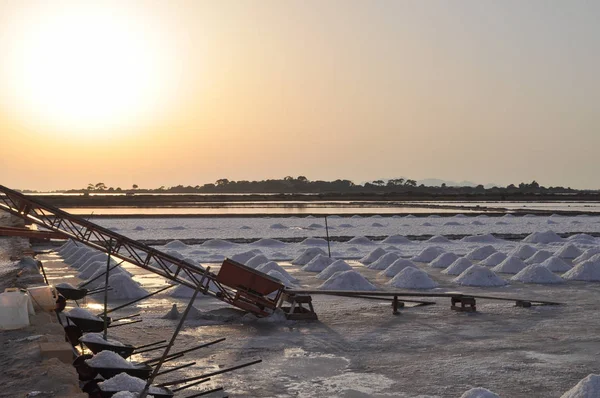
[541,256,573,272]
[492,256,527,274]
[429,252,459,269]
[465,245,497,261]
[73,252,108,269]
[79,260,120,280]
[480,252,507,267]
[245,254,269,269]
[510,245,538,260]
[366,253,400,270]
[461,234,502,243]
[562,260,600,281]
[511,264,564,284]
[560,374,600,398]
[388,267,438,289]
[292,248,326,265]
[302,254,334,272]
[453,265,507,287]
[83,267,132,289]
[251,238,287,247]
[411,246,445,263]
[316,260,353,280]
[380,259,417,277]
[256,262,298,282]
[360,248,387,264]
[382,235,411,244]
[574,247,600,264]
[319,270,377,291]
[525,250,553,264]
[442,258,473,275]
[556,243,583,259]
[523,230,564,244]
[460,387,501,398]
[230,249,262,264]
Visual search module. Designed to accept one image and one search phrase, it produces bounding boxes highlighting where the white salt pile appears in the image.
[453,265,507,287]
[511,264,564,284]
[230,250,262,264]
[429,253,459,269]
[308,223,324,228]
[360,248,387,264]
[162,304,180,319]
[574,248,600,264]
[567,234,596,243]
[554,244,582,259]
[563,260,600,281]
[541,256,572,272]
[388,267,438,289]
[385,245,401,251]
[292,248,327,265]
[256,262,297,282]
[302,254,334,272]
[380,259,417,277]
[301,238,329,246]
[80,333,125,346]
[492,256,527,274]
[319,270,378,291]
[367,253,401,270]
[267,270,296,287]
[422,222,433,226]
[371,222,385,227]
[202,239,236,248]
[461,234,501,243]
[246,255,270,269]
[316,260,353,280]
[165,250,185,260]
[382,235,411,244]
[460,387,500,398]
[165,240,188,249]
[338,223,354,228]
[270,223,287,229]
[65,247,92,264]
[525,250,553,264]
[510,245,538,260]
[466,245,497,261]
[480,252,507,267]
[83,267,130,288]
[412,246,445,263]
[560,374,600,398]
[442,258,474,275]
[427,235,452,243]
[347,236,374,245]
[471,220,485,225]
[108,274,149,300]
[85,350,134,368]
[523,230,564,244]
[251,238,286,247]
[66,307,101,321]
[99,372,166,394]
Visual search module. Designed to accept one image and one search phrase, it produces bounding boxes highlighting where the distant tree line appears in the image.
[58,177,587,195]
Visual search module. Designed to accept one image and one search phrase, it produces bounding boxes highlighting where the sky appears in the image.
[0,1,599,191]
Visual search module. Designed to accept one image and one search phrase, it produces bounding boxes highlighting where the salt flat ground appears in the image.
[41,214,600,398]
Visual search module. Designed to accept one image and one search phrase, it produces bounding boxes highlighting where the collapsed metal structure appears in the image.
[0,185,284,317]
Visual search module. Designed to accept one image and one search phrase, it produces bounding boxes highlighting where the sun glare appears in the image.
[1,4,175,137]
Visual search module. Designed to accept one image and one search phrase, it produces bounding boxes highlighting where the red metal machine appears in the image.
[0,185,284,317]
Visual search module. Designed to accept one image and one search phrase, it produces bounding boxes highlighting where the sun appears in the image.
[0,3,176,136]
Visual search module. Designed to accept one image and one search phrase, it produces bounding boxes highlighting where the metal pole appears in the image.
[139,269,207,398]
[102,241,112,340]
[324,216,331,258]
